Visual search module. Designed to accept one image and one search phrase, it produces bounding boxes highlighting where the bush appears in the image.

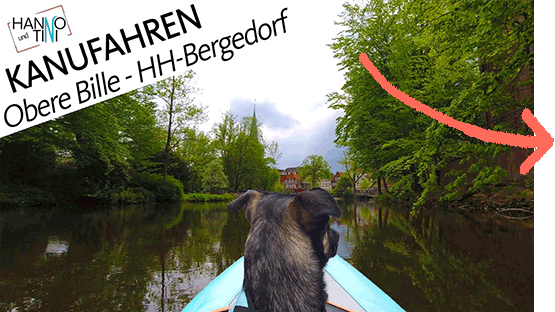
[127,172,184,202]
[0,184,58,207]
[332,177,354,198]
[115,187,155,204]
[342,187,354,198]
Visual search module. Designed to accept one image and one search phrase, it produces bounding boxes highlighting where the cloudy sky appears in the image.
[191,0,348,173]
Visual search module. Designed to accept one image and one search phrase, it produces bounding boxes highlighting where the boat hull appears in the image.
[182,256,404,312]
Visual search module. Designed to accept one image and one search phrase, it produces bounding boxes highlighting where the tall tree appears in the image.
[265,140,282,168]
[146,71,206,179]
[212,111,278,192]
[298,155,331,189]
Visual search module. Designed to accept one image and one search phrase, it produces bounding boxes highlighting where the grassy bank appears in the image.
[182,193,234,202]
[1,184,235,208]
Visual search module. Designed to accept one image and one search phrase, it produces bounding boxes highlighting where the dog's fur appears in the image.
[227,188,342,312]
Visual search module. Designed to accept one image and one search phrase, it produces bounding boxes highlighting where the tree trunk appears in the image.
[377,176,382,195]
[163,77,176,180]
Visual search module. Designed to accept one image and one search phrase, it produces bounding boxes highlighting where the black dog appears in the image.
[227,188,342,312]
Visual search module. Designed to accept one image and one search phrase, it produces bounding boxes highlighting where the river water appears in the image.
[0,200,533,311]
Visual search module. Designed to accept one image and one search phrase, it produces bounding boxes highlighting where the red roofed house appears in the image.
[278,167,310,191]
[282,172,302,190]
[330,172,343,189]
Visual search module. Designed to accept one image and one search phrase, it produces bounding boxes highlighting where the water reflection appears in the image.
[0,203,250,312]
[339,200,533,312]
[45,236,69,255]
[0,200,532,311]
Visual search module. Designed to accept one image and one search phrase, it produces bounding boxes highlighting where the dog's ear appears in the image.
[290,188,341,231]
[227,190,263,222]
[296,188,342,218]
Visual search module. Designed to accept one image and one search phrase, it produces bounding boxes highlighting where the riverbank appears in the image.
[443,182,534,222]
[367,180,533,218]
[427,182,533,214]
[2,181,533,215]
[0,183,234,208]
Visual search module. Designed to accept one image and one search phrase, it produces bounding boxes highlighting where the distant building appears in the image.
[278,167,310,191]
[282,172,301,190]
[318,179,331,191]
[330,172,343,188]
[283,167,298,174]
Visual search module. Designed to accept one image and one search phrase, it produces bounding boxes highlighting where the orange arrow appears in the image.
[359,52,553,174]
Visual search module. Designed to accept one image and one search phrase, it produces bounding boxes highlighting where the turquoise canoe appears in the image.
[182,256,405,312]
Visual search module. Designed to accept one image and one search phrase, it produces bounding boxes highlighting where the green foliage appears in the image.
[0,184,58,207]
[340,151,367,195]
[298,154,331,188]
[150,151,191,188]
[0,92,155,200]
[273,180,285,193]
[113,89,164,170]
[127,172,184,203]
[332,176,354,198]
[182,193,234,202]
[330,0,533,211]
[143,72,206,179]
[179,129,218,192]
[360,178,372,191]
[212,111,279,192]
[202,159,229,194]
[115,187,155,204]
[0,81,280,202]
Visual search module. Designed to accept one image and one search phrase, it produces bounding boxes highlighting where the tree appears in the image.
[339,151,366,197]
[0,90,165,201]
[329,0,533,211]
[212,111,278,192]
[265,140,282,168]
[113,89,164,171]
[178,129,217,192]
[202,159,229,194]
[298,155,331,189]
[333,175,353,198]
[146,71,206,180]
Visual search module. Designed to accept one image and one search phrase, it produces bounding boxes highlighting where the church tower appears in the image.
[249,99,260,141]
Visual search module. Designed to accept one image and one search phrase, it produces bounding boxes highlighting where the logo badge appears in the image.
[8,5,72,53]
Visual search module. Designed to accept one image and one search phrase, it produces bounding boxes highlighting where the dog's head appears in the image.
[227,188,341,264]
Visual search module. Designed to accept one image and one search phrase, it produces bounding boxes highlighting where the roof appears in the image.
[284,167,298,173]
[283,172,300,181]
[331,171,344,183]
